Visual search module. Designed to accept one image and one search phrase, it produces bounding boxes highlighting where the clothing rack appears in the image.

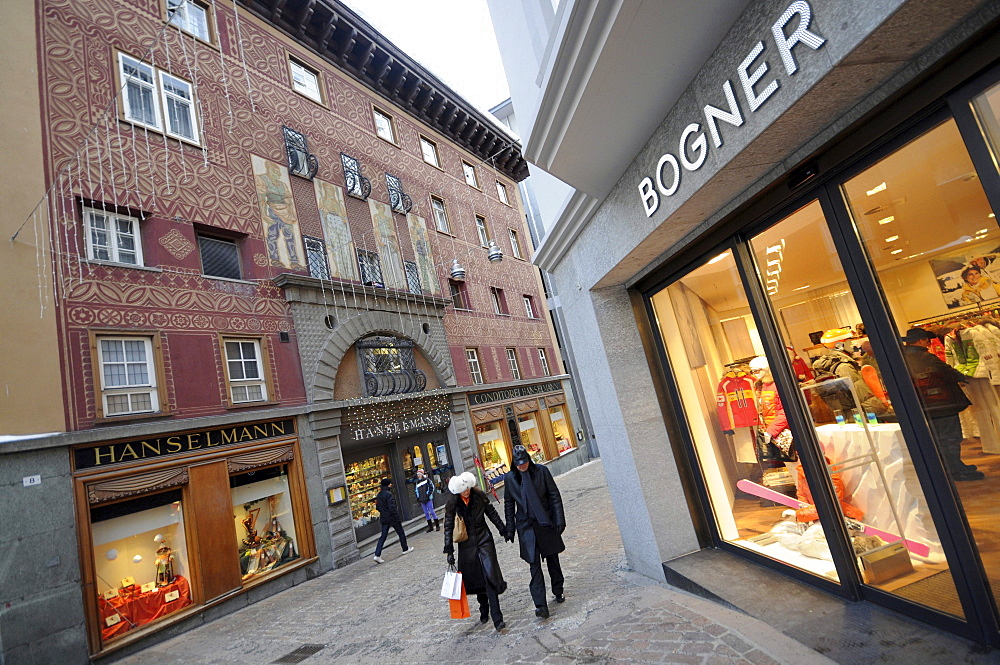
[909,303,1000,328]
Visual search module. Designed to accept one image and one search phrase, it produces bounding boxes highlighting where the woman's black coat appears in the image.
[443,488,507,595]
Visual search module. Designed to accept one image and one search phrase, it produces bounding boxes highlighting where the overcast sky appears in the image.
[342,0,511,114]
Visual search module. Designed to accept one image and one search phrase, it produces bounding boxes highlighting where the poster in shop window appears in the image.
[929,243,1000,309]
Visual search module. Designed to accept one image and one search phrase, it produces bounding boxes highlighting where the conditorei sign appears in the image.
[469,381,562,406]
[637,0,826,217]
[73,418,296,470]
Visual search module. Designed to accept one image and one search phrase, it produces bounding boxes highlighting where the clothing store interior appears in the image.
[650,116,1000,618]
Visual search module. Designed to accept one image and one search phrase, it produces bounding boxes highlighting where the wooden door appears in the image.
[188,461,242,601]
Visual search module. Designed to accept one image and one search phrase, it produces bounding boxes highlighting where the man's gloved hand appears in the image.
[504,528,515,543]
[447,553,455,566]
[556,525,565,535]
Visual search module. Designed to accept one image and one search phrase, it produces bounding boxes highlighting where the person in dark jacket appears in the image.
[373,478,414,563]
[503,445,566,619]
[414,468,439,532]
[443,472,508,630]
[901,327,983,480]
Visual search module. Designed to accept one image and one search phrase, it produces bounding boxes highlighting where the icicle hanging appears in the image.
[209,0,235,129]
[231,0,257,113]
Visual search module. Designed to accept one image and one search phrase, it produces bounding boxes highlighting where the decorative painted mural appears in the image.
[406,213,440,295]
[253,155,305,270]
[368,199,406,290]
[314,179,359,281]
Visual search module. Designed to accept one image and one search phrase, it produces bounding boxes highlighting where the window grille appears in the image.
[341,153,371,200]
[357,336,427,396]
[357,249,384,287]
[304,236,330,279]
[283,126,318,179]
[385,173,413,214]
[404,260,422,294]
[199,236,241,280]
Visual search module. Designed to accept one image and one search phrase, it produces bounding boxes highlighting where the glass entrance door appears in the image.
[841,116,1000,612]
[747,200,965,617]
[651,249,848,582]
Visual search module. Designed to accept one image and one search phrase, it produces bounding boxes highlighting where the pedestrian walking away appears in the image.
[415,468,439,532]
[504,445,566,619]
[443,472,509,630]
[900,326,984,480]
[373,478,415,563]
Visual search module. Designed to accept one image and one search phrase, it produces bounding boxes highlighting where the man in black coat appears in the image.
[900,327,983,480]
[503,445,566,618]
[373,478,415,563]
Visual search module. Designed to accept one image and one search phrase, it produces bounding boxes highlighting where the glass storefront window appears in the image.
[548,405,576,454]
[477,422,509,477]
[231,465,299,582]
[91,490,192,642]
[346,454,389,529]
[748,198,962,617]
[843,117,998,611]
[972,80,1000,167]
[518,413,547,463]
[652,250,839,579]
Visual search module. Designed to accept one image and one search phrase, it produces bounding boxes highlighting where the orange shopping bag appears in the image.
[448,582,470,619]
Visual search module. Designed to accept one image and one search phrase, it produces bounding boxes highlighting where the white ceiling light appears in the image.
[866,182,887,196]
[877,216,895,225]
[885,235,899,242]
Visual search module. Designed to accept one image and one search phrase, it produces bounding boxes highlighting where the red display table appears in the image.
[99,575,192,641]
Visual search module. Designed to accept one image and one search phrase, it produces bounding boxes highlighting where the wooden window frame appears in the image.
[165,0,215,44]
[373,106,398,145]
[420,135,441,167]
[89,329,170,421]
[218,335,277,407]
[430,195,451,234]
[288,56,325,105]
[462,161,480,188]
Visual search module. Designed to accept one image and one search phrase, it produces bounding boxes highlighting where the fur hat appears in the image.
[448,472,477,494]
[512,445,531,466]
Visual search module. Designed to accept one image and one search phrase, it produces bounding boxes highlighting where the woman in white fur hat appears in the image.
[443,471,509,630]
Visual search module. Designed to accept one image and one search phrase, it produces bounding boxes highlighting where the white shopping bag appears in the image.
[440,570,463,600]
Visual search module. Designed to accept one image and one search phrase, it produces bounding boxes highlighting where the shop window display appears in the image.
[748,199,961,615]
[477,422,509,480]
[651,210,965,617]
[843,117,1000,608]
[230,466,299,581]
[90,490,192,641]
[346,454,389,529]
[548,406,576,455]
[518,414,547,463]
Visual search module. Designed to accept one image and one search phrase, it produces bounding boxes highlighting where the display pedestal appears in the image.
[99,575,192,641]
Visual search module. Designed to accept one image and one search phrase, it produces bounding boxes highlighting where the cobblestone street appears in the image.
[114,461,833,665]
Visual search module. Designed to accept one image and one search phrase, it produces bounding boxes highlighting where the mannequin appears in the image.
[811,328,889,417]
[749,356,799,488]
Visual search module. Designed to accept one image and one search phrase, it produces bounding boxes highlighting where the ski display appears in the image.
[735,479,931,558]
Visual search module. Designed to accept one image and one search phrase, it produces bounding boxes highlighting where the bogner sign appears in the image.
[637,1,826,216]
